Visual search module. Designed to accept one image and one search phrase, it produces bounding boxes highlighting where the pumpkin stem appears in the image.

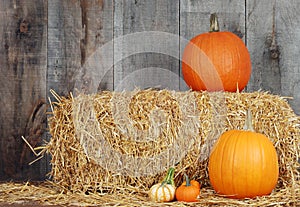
[161,167,175,186]
[210,13,220,32]
[243,109,255,131]
[184,173,191,187]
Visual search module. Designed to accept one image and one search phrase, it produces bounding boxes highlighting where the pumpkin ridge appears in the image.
[164,186,169,201]
[234,41,241,92]
[217,133,226,194]
[246,131,258,198]
[155,185,159,201]
[221,130,236,195]
[231,130,241,197]
[245,131,252,197]
[262,135,278,194]
[162,187,166,201]
[256,134,265,196]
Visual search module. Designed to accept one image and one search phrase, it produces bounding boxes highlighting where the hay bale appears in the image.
[47,89,299,199]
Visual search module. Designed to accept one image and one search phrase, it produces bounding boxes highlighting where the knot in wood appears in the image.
[20,20,29,33]
[270,44,280,59]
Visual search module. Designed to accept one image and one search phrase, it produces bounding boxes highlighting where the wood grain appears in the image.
[47,0,82,96]
[113,0,180,91]
[246,0,300,115]
[0,0,47,180]
[273,0,300,114]
[246,1,281,93]
[47,0,113,95]
[77,0,114,92]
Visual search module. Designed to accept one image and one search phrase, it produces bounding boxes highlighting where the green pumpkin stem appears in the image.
[184,173,191,187]
[210,13,220,32]
[161,167,175,186]
[243,109,255,131]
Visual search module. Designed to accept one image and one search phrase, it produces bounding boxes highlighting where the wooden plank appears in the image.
[179,0,246,90]
[273,0,300,115]
[80,0,114,92]
[246,0,300,115]
[47,0,113,96]
[113,0,180,91]
[47,0,82,96]
[246,1,280,94]
[0,0,47,180]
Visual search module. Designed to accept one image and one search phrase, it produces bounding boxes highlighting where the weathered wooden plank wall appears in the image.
[0,0,299,180]
[247,0,300,115]
[0,0,47,180]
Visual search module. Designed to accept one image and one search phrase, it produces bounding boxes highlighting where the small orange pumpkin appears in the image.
[175,174,200,202]
[208,110,279,199]
[182,13,251,92]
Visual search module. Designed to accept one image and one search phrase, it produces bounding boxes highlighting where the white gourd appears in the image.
[149,183,176,202]
[148,167,176,202]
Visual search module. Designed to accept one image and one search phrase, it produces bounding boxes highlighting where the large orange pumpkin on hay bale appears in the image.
[182,13,251,92]
[208,110,279,199]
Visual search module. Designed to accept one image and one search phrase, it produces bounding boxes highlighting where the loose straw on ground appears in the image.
[0,182,299,206]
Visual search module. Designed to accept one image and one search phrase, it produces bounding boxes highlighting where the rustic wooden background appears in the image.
[0,0,299,180]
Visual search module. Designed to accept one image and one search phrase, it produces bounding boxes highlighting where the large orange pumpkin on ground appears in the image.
[182,13,251,92]
[208,110,279,199]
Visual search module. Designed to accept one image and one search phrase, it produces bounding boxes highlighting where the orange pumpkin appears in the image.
[182,13,251,92]
[208,110,279,199]
[175,174,200,202]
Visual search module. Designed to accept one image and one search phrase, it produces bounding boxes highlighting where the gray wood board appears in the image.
[246,0,300,114]
[113,0,180,91]
[0,0,47,180]
[47,0,114,96]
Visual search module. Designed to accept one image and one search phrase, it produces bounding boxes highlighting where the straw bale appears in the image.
[45,89,299,205]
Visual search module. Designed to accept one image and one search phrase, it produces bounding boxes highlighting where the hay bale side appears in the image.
[47,90,299,197]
